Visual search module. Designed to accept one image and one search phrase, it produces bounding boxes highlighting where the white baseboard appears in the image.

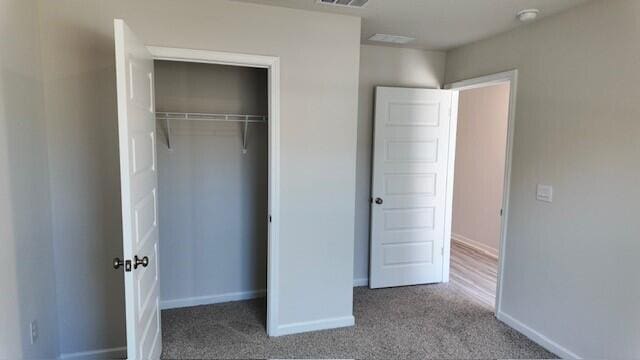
[59,346,126,360]
[497,311,581,359]
[273,315,355,337]
[452,233,499,259]
[160,281,367,310]
[353,278,369,287]
[160,289,266,310]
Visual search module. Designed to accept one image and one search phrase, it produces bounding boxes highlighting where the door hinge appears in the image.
[269,215,272,223]
[441,247,444,256]
[500,209,504,216]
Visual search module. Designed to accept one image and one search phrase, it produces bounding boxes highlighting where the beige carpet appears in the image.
[161,284,555,359]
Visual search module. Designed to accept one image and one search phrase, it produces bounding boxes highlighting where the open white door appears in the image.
[370,87,456,289]
[114,19,162,359]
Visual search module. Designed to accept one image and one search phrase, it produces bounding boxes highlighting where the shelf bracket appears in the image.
[241,116,249,154]
[165,118,172,150]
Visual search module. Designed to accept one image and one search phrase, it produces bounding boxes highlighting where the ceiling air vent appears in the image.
[369,33,415,45]
[317,0,369,8]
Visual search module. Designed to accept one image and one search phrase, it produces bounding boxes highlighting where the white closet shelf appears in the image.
[156,112,267,153]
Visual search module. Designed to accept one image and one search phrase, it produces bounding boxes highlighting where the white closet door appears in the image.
[369,87,456,289]
[114,19,162,360]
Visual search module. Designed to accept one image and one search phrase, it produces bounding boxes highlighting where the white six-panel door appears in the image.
[370,87,456,289]
[114,19,162,359]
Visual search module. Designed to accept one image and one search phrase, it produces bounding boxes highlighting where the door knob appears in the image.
[134,255,149,269]
[375,197,383,205]
[113,257,131,272]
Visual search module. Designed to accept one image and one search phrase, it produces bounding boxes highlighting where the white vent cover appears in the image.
[368,33,416,44]
[316,0,369,8]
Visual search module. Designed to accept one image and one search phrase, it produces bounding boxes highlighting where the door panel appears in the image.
[114,19,161,360]
[370,87,455,289]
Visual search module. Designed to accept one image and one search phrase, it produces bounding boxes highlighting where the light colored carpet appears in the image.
[161,284,556,359]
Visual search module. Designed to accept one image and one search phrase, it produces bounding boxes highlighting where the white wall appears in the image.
[445,0,640,357]
[0,0,59,358]
[38,0,360,354]
[154,61,269,308]
[354,45,446,283]
[452,84,510,257]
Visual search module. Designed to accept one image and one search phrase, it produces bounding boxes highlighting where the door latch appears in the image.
[113,257,132,272]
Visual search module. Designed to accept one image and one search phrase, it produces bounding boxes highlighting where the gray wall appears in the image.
[154,61,269,306]
[354,45,446,283]
[39,3,125,353]
[38,0,360,354]
[0,0,59,358]
[445,0,640,357]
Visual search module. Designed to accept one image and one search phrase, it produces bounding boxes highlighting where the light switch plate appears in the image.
[536,184,553,203]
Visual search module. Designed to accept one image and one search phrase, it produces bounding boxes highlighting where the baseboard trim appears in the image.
[160,289,266,310]
[353,278,369,287]
[161,281,367,310]
[59,346,126,360]
[497,311,581,359]
[452,234,499,259]
[273,315,355,337]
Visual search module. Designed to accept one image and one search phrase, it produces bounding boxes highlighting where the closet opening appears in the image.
[150,54,279,343]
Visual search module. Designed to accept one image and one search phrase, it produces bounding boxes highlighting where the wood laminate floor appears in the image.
[450,240,498,308]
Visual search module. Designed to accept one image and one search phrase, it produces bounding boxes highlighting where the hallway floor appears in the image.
[450,240,499,308]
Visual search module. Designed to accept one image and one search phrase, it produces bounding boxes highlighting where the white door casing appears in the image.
[114,19,162,359]
[370,87,457,289]
[445,70,518,316]
[145,46,281,335]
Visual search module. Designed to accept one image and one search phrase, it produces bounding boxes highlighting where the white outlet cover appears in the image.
[536,184,553,203]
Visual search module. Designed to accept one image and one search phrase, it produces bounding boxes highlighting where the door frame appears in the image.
[444,69,518,314]
[146,46,281,335]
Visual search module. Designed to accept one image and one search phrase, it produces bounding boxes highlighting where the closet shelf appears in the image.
[156,112,267,153]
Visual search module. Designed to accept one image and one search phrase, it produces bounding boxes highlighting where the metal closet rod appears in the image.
[156,112,268,153]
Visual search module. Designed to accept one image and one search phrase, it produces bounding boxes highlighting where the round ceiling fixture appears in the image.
[517,8,540,22]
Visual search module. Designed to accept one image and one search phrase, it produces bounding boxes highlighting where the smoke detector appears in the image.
[368,34,415,45]
[316,0,369,8]
[517,9,540,22]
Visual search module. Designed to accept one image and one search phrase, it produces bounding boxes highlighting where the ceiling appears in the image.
[233,0,591,50]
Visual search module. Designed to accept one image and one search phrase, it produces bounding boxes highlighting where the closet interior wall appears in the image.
[154,60,269,309]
